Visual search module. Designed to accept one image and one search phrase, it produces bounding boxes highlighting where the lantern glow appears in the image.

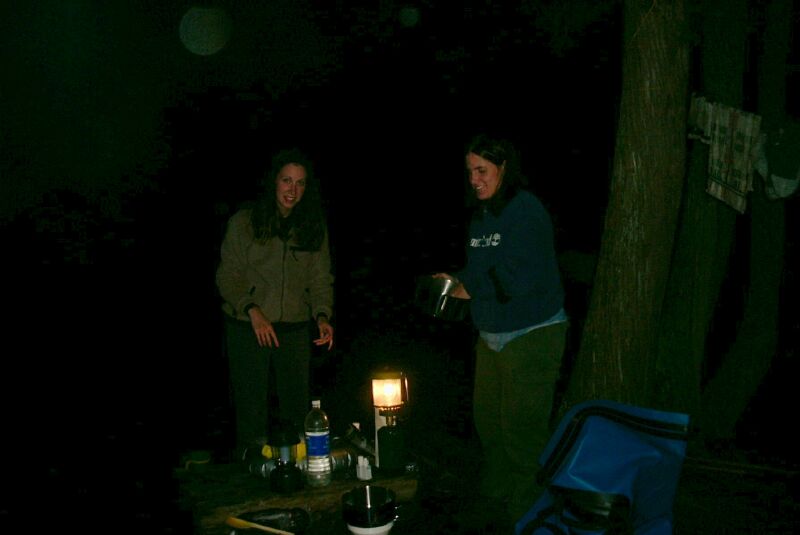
[370,370,408,473]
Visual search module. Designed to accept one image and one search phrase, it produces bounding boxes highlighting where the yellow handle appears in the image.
[224,516,295,535]
[261,437,306,460]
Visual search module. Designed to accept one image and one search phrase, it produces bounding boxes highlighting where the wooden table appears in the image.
[174,463,418,535]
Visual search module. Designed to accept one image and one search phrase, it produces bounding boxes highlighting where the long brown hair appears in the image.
[250,148,325,250]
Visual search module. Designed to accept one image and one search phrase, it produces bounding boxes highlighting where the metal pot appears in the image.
[414,276,469,321]
[342,485,397,529]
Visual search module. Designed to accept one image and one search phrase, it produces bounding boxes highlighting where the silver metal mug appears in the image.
[414,276,469,321]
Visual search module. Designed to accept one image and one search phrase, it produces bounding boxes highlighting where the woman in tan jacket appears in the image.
[216,147,334,456]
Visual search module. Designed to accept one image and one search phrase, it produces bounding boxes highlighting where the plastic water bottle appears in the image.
[304,399,332,487]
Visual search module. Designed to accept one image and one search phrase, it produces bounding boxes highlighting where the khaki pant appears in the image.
[473,321,568,522]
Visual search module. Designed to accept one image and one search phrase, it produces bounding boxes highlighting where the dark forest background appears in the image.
[3,1,619,447]
[2,1,798,532]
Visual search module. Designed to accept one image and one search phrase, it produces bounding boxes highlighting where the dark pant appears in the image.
[224,317,311,455]
[473,321,568,522]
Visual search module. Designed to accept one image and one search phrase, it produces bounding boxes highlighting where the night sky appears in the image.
[3,2,619,230]
[3,3,797,518]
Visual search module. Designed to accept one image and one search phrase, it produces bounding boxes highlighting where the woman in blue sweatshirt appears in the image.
[436,134,567,525]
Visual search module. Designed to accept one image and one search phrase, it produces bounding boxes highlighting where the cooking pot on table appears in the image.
[414,276,469,321]
[342,485,397,534]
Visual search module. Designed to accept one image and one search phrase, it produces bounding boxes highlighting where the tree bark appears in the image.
[562,0,689,410]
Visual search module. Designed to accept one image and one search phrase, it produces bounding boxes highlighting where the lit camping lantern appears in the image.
[371,370,408,472]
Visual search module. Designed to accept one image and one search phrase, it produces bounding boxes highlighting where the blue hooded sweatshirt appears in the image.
[456,190,564,334]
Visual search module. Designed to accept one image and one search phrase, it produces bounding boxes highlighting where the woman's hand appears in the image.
[248,306,279,348]
[432,273,471,299]
[450,282,470,299]
[314,317,334,350]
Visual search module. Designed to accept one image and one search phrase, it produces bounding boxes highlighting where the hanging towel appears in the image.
[754,128,800,200]
[688,95,762,213]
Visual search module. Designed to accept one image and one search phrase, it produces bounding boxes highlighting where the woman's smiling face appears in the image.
[466,152,504,201]
[274,163,307,216]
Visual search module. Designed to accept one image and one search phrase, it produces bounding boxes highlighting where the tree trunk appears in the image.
[651,0,746,415]
[699,0,790,441]
[562,0,689,410]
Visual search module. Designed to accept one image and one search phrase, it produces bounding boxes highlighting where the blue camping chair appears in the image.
[515,400,690,535]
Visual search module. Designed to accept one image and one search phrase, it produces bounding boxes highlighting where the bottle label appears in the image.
[305,431,330,456]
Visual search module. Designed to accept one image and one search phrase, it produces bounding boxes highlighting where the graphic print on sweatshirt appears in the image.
[470,233,502,248]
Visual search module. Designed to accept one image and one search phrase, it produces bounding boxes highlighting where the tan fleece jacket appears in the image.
[215,209,334,323]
